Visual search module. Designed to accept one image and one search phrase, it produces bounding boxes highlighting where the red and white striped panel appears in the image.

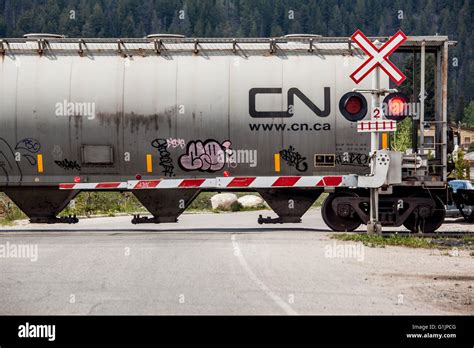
[217,176,346,188]
[60,175,357,190]
[128,178,216,190]
[59,182,128,190]
[127,175,356,189]
[357,120,397,132]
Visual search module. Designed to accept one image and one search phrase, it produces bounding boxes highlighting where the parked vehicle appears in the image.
[447,180,474,221]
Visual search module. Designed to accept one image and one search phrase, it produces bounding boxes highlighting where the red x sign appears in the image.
[350,30,408,85]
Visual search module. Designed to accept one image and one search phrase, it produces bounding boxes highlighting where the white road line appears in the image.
[231,234,297,315]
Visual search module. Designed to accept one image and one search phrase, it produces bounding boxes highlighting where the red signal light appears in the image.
[74,176,81,183]
[388,97,405,116]
[383,93,409,121]
[345,96,363,114]
[339,92,367,122]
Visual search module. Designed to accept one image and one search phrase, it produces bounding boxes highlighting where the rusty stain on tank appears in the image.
[95,112,163,134]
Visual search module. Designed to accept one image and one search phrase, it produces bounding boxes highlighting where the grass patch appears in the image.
[187,192,214,211]
[313,192,328,208]
[332,233,474,250]
[60,192,146,217]
[0,193,27,225]
[332,233,432,248]
[0,191,269,223]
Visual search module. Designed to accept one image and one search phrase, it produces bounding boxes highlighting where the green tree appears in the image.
[462,101,474,127]
[452,148,470,179]
[90,3,106,36]
[399,54,436,121]
[456,96,466,124]
[0,16,6,36]
[467,142,474,153]
[391,117,412,152]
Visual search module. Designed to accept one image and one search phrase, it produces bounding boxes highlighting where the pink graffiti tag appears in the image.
[167,138,186,149]
[178,139,232,172]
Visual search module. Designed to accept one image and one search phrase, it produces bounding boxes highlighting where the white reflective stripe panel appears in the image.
[58,182,128,190]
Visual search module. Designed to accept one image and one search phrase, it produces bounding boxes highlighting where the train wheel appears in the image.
[402,194,445,233]
[322,192,363,232]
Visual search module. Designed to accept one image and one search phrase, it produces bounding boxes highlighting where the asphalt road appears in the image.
[0,209,473,315]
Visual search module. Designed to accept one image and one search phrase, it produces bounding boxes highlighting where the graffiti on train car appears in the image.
[219,149,258,168]
[335,152,370,168]
[54,159,81,171]
[166,138,186,149]
[0,137,41,183]
[15,138,41,165]
[179,139,232,173]
[0,138,22,183]
[151,138,176,177]
[279,146,308,172]
[15,138,41,153]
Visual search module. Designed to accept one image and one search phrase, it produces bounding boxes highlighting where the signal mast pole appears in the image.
[367,65,382,234]
[367,40,382,235]
[349,31,409,234]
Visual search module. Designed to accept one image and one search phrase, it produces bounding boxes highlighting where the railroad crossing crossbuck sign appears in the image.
[350,30,408,85]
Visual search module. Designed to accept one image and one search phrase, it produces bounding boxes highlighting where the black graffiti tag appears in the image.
[0,138,22,183]
[279,146,308,172]
[151,138,175,177]
[335,152,370,167]
[55,159,81,171]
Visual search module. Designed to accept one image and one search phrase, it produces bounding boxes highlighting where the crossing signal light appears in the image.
[339,92,367,122]
[383,93,409,121]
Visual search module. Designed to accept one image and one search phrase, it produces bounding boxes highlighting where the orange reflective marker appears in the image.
[37,154,43,173]
[146,154,153,173]
[274,153,281,172]
[382,133,389,149]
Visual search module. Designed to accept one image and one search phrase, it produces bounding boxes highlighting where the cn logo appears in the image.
[249,87,331,118]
